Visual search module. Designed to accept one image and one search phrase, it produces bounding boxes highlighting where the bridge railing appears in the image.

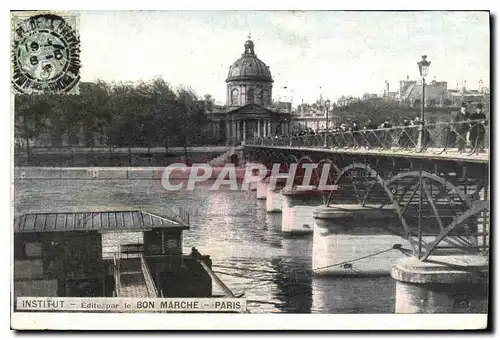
[248,119,489,153]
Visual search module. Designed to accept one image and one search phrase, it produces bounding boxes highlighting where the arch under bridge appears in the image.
[241,120,490,262]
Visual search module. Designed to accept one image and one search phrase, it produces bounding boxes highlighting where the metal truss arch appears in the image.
[292,155,315,186]
[286,154,299,164]
[297,155,314,163]
[382,170,485,258]
[328,162,391,206]
[312,158,340,204]
[421,200,490,261]
[327,163,417,253]
[385,171,472,207]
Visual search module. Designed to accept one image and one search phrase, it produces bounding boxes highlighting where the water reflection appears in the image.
[311,276,395,313]
[15,179,395,313]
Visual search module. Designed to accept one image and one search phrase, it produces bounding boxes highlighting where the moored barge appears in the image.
[13,208,245,312]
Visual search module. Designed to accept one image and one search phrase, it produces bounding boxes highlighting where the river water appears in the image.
[14,179,395,313]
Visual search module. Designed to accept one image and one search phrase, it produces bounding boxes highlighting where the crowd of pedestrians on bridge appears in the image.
[262,103,487,152]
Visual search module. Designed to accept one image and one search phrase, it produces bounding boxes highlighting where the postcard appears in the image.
[10,9,490,330]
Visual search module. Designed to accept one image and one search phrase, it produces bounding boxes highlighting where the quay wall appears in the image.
[14,167,251,181]
[14,148,228,167]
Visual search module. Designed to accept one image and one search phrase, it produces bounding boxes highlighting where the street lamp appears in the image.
[324,99,331,147]
[417,55,431,150]
[416,55,430,258]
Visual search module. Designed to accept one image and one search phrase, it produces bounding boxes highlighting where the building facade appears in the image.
[290,99,330,132]
[209,38,291,144]
[397,77,488,108]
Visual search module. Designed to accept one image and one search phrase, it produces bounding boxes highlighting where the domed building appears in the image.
[209,37,291,145]
[226,39,273,107]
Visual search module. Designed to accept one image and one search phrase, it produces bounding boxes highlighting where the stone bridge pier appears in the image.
[312,204,409,276]
[256,179,268,199]
[241,126,490,314]
[281,185,324,235]
[391,255,488,313]
[265,177,287,213]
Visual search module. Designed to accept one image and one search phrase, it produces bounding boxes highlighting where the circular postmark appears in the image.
[11,13,81,94]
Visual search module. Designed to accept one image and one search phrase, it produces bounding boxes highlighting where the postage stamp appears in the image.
[11,11,81,95]
[9,9,490,331]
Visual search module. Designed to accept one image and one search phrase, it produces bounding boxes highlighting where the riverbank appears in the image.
[14,147,230,167]
[14,166,250,181]
[14,178,397,313]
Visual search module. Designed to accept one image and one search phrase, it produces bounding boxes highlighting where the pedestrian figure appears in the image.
[410,116,421,147]
[469,103,487,152]
[190,247,202,260]
[364,119,379,148]
[365,119,378,130]
[380,120,393,148]
[351,122,361,148]
[455,103,471,152]
[442,113,456,149]
[399,118,411,148]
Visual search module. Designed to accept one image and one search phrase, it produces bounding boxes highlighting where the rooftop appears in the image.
[14,209,190,234]
[226,38,273,83]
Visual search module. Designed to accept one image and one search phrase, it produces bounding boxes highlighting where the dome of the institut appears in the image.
[226,39,273,83]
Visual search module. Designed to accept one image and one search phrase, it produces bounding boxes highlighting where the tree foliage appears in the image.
[14,78,215,151]
[331,97,464,126]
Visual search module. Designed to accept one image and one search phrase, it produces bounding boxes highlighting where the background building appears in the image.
[396,77,488,108]
[290,95,337,132]
[209,38,291,143]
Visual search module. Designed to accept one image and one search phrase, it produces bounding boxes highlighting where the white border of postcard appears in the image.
[5,0,497,332]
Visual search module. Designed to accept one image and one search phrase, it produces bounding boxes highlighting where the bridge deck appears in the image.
[244,145,489,164]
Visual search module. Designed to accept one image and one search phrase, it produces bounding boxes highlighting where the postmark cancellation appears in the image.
[11,11,81,95]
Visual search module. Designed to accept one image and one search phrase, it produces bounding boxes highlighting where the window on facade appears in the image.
[14,237,26,259]
[166,238,179,250]
[263,89,269,105]
[25,242,42,258]
[69,132,79,146]
[231,89,239,105]
[428,99,436,107]
[255,90,264,104]
[443,99,452,106]
[247,89,254,104]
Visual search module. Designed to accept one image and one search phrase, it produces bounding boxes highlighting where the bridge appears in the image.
[239,119,489,313]
[13,119,490,313]
[245,119,488,162]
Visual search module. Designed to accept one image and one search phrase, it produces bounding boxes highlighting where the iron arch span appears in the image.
[325,163,485,258]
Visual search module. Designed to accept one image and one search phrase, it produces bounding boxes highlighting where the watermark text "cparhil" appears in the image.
[160,163,338,191]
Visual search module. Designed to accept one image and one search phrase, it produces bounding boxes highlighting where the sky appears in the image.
[78,11,490,106]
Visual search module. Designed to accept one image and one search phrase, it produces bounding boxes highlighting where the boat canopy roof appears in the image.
[14,209,190,234]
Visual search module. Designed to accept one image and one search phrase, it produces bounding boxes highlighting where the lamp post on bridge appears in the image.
[324,99,331,147]
[416,55,430,258]
[417,55,431,151]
